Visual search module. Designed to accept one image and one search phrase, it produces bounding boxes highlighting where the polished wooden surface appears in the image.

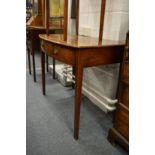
[74,50,84,139]
[39,34,125,139]
[30,15,43,26]
[108,32,129,150]
[39,0,125,141]
[27,25,63,30]
[114,104,129,139]
[39,34,125,48]
[99,0,106,40]
[64,0,68,41]
[41,40,76,66]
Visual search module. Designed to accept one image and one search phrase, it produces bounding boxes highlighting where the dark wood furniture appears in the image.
[108,32,129,150]
[39,0,125,140]
[26,0,63,82]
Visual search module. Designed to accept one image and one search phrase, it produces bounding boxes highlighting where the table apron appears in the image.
[41,39,124,67]
[80,46,124,67]
[41,40,76,66]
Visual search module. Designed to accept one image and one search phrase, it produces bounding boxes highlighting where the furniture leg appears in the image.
[27,47,31,74]
[53,58,56,79]
[74,52,83,140]
[46,54,49,72]
[41,51,46,95]
[32,51,36,82]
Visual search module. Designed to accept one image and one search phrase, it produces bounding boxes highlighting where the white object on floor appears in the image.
[49,64,117,112]
[49,64,72,87]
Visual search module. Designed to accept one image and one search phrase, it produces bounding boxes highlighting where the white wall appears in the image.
[68,0,76,35]
[67,0,129,112]
[79,0,129,40]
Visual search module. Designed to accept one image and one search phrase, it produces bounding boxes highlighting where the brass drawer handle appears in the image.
[53,48,58,55]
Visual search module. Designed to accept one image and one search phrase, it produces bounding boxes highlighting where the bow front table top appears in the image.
[39,34,125,139]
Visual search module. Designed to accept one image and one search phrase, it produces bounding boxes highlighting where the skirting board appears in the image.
[82,82,116,113]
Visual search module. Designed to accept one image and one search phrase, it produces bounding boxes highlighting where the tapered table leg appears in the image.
[32,51,36,82]
[41,51,46,95]
[53,58,56,79]
[74,52,83,140]
[46,54,49,72]
[27,47,31,75]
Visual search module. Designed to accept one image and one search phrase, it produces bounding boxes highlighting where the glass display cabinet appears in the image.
[26,0,64,82]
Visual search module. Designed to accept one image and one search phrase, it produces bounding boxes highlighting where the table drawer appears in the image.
[41,40,75,65]
[114,104,129,139]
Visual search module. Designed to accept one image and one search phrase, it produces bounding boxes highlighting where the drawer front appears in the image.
[122,62,129,81]
[41,40,75,65]
[119,83,129,107]
[114,104,129,139]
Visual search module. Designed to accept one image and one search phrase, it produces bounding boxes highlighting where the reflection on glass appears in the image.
[50,0,64,17]
[34,0,38,15]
